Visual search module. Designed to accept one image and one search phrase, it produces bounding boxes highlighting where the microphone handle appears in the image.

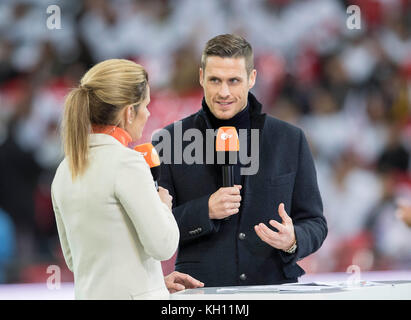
[222,165,234,187]
[151,167,160,191]
[222,165,234,221]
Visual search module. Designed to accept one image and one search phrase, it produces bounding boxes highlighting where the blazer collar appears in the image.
[89,125,132,148]
[89,133,126,148]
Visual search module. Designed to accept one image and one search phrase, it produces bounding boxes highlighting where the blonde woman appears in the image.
[51,59,203,300]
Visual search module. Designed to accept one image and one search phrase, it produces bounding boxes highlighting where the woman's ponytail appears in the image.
[62,87,91,180]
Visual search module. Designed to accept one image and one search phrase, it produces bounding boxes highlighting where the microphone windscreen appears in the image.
[134,143,160,168]
[216,127,239,152]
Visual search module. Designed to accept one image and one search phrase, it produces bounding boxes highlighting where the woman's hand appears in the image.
[164,271,204,293]
[158,186,172,210]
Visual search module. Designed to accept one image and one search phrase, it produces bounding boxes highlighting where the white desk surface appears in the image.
[171,281,411,300]
[171,271,411,300]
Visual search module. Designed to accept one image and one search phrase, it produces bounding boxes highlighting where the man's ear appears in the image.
[248,69,257,90]
[199,68,204,87]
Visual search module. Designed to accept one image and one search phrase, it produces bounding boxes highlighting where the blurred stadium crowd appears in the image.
[0,0,410,284]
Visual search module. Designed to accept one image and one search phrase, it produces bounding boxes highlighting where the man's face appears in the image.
[199,56,256,120]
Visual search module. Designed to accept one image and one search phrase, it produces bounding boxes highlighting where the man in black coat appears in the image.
[152,34,327,287]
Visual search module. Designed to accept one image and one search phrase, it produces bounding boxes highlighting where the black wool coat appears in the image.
[152,93,327,287]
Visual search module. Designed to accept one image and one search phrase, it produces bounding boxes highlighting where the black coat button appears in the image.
[238,233,246,240]
[239,273,247,281]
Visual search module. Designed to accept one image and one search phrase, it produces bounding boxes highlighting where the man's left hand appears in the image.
[254,203,296,251]
[164,271,204,293]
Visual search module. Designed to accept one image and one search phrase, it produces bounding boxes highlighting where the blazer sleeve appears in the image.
[51,187,73,272]
[114,150,179,261]
[280,129,328,269]
[158,162,220,245]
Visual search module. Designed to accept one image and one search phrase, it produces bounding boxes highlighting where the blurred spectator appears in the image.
[320,150,383,241]
[348,88,390,166]
[300,87,350,162]
[396,199,411,228]
[0,208,15,283]
[365,175,411,270]
[377,123,410,173]
[0,103,42,267]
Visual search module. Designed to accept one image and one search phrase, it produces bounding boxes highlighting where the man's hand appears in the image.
[164,271,204,293]
[208,185,242,220]
[254,203,296,251]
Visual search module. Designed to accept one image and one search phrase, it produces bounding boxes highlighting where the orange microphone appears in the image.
[134,143,161,190]
[216,127,239,187]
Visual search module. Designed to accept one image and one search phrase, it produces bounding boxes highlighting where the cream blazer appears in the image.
[51,134,179,300]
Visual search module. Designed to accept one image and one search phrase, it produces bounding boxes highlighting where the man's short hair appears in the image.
[200,34,254,75]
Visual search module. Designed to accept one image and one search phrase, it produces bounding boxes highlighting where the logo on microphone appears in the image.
[134,143,160,168]
[220,133,233,141]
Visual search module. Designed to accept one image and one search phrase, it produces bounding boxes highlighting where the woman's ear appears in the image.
[118,105,131,128]
[126,105,134,124]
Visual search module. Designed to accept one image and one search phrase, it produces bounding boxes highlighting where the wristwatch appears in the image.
[284,239,297,254]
